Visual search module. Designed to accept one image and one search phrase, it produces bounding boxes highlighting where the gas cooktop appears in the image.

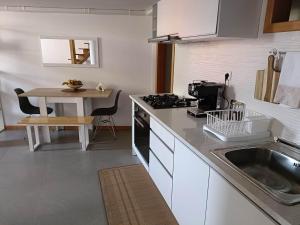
[142,94,196,109]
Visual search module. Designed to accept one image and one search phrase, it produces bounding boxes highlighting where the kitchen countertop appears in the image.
[130,95,300,225]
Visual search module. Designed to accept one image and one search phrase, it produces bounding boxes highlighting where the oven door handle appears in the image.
[134,116,146,128]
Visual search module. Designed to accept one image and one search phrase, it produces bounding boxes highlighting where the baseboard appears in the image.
[5,125,131,131]
[5,125,25,130]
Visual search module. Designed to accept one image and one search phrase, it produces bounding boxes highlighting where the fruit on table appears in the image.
[62,80,83,86]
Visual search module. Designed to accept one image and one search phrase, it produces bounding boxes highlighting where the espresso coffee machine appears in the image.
[187,81,225,117]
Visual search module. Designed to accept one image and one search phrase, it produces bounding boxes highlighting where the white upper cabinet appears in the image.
[156,0,179,36]
[178,0,219,37]
[156,0,263,40]
[205,169,278,225]
[172,139,210,225]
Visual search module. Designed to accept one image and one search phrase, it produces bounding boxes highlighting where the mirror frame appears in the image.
[40,35,100,68]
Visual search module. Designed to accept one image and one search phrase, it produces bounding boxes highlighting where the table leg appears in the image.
[76,98,85,116]
[76,98,85,143]
[85,125,89,148]
[26,125,34,152]
[79,125,86,151]
[85,98,93,131]
[26,126,34,152]
[34,126,40,146]
[55,103,64,131]
[39,97,51,143]
[79,99,90,149]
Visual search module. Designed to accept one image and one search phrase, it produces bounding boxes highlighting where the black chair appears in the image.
[14,88,53,115]
[91,90,122,139]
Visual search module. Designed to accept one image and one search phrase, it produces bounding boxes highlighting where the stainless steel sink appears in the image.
[212,143,300,205]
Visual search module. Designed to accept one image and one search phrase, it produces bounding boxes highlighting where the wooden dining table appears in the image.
[20,88,113,144]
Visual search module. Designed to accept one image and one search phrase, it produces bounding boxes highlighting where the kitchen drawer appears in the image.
[149,151,172,208]
[150,117,174,150]
[150,131,174,175]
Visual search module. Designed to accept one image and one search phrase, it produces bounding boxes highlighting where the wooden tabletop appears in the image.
[19,116,94,125]
[19,88,113,98]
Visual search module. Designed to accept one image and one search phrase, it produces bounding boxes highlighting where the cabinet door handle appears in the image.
[151,130,174,153]
[150,150,172,178]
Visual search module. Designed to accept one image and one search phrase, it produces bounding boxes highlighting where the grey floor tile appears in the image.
[0,187,39,225]
[0,129,138,225]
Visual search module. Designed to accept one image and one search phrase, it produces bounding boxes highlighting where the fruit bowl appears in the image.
[66,84,83,90]
[62,80,83,91]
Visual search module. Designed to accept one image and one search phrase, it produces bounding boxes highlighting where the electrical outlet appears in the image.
[225,72,233,82]
[225,73,230,82]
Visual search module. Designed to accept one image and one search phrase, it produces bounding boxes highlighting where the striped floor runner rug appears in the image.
[99,165,178,225]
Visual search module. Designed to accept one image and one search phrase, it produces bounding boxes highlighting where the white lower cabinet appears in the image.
[149,151,173,208]
[172,139,210,225]
[150,131,174,175]
[150,117,175,150]
[205,169,278,225]
[144,114,277,225]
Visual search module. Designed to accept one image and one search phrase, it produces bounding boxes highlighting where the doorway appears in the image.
[156,43,175,94]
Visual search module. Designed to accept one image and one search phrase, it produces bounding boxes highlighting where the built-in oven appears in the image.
[134,104,150,164]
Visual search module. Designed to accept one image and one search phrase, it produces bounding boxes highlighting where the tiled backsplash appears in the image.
[173,32,300,144]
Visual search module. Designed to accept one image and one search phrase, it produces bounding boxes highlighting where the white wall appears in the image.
[0,12,154,126]
[173,33,300,144]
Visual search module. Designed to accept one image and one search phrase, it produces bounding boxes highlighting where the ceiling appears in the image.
[0,0,159,10]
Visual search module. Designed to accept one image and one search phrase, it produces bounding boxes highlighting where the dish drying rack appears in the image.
[203,109,271,142]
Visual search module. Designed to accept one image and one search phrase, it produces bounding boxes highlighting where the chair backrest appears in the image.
[112,90,122,114]
[14,88,35,114]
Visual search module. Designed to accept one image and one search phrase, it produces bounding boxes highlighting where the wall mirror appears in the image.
[40,36,99,67]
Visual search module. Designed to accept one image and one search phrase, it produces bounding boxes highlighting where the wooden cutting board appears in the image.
[264,55,275,102]
[270,71,280,103]
[255,69,280,103]
[254,70,265,100]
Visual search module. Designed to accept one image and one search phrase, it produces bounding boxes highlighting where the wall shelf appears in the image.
[264,0,300,33]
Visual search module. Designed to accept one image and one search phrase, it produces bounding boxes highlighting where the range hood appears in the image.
[148,34,181,44]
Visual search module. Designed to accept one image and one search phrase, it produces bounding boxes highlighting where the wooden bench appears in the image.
[19,116,94,152]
